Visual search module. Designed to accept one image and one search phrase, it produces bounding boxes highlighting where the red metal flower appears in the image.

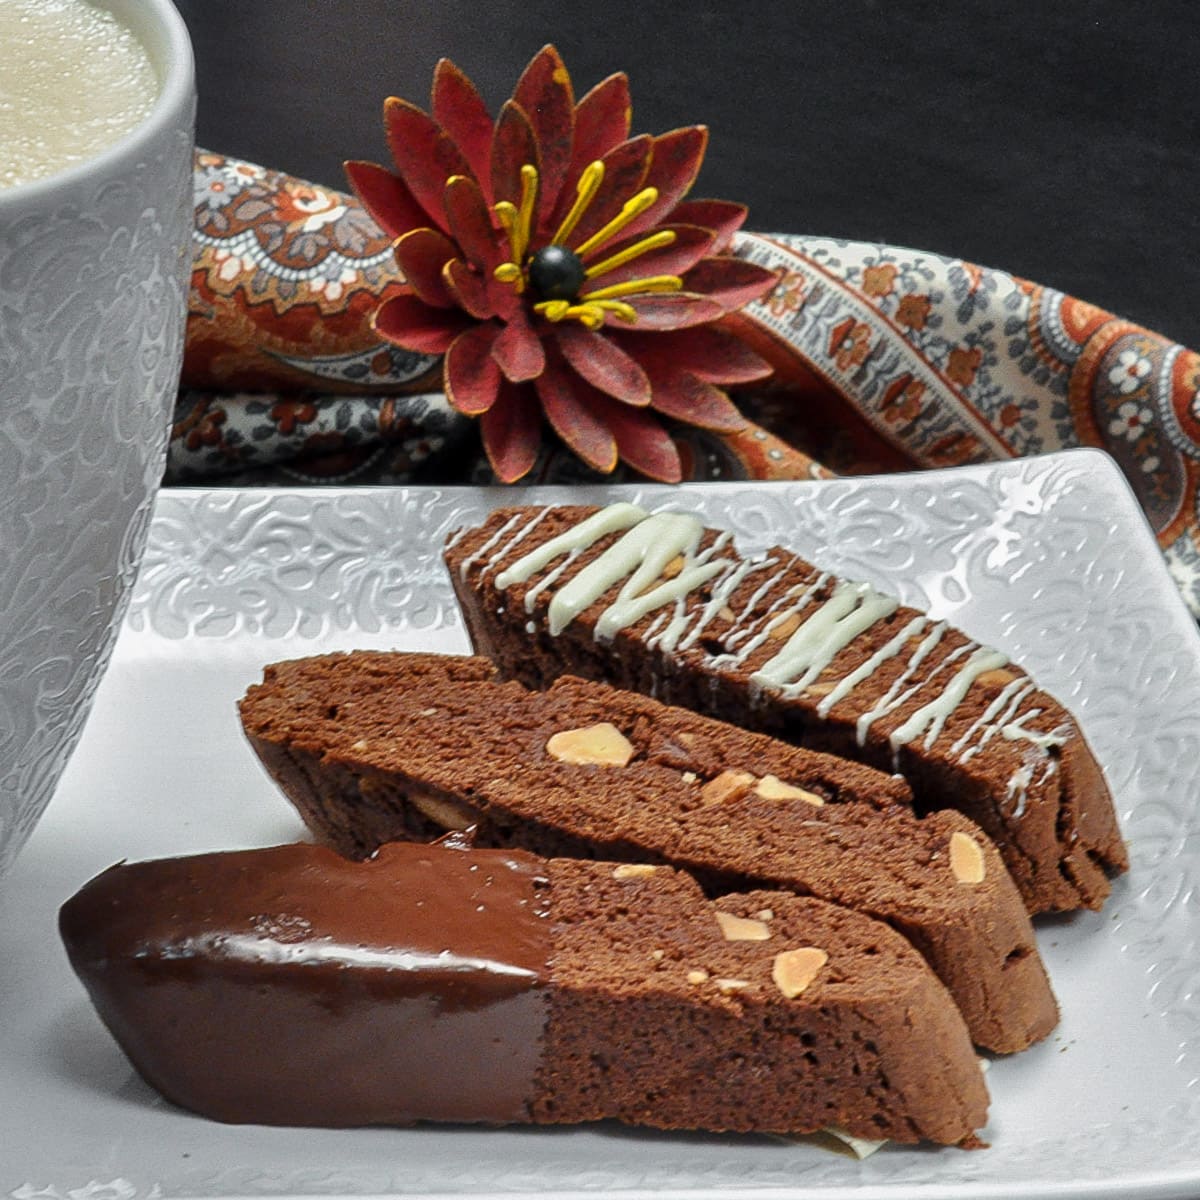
[345,45,776,482]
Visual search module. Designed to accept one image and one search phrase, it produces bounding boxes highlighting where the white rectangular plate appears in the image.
[4,448,1199,1199]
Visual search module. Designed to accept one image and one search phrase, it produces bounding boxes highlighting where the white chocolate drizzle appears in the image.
[551,512,722,639]
[1006,763,1034,819]
[495,502,647,589]
[817,614,928,719]
[889,647,1009,754]
[475,503,1068,772]
[1005,752,1059,820]
[456,510,526,581]
[522,554,576,615]
[676,555,773,655]
[951,679,1035,764]
[752,580,900,695]
[1001,712,1069,752]
[721,564,794,647]
[478,505,554,581]
[855,621,950,746]
[719,574,831,668]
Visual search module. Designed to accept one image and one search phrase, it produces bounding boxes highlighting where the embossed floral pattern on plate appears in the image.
[5,449,1199,1199]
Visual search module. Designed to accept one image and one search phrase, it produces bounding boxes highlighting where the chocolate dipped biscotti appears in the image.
[239,651,1058,1053]
[443,504,1128,915]
[59,839,989,1145]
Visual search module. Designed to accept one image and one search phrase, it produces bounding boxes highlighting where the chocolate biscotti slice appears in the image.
[59,839,989,1145]
[444,503,1128,915]
[239,651,1058,1053]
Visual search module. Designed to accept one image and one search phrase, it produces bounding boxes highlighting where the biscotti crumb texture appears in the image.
[58,840,988,1145]
[444,504,1128,915]
[539,863,988,1145]
[239,651,1058,1053]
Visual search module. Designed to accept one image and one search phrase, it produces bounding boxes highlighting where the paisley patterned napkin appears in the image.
[175,150,1200,615]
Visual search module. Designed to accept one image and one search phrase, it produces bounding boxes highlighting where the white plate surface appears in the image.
[3,448,1199,1199]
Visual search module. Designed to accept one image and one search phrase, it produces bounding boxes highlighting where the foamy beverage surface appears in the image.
[0,0,158,189]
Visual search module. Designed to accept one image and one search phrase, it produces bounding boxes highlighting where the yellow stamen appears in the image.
[594,299,639,324]
[533,298,639,329]
[584,229,676,280]
[491,166,540,288]
[567,304,607,331]
[582,274,682,302]
[551,160,605,247]
[493,261,523,291]
[514,164,538,262]
[494,200,519,249]
[572,186,659,259]
[535,299,571,322]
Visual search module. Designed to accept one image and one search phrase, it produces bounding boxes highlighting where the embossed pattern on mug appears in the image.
[0,127,194,876]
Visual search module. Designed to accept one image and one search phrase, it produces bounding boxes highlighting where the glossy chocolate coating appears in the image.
[59,841,551,1126]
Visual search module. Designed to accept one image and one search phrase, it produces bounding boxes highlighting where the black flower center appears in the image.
[528,244,587,302]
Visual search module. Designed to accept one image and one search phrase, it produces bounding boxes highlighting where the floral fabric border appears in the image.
[173,151,1200,614]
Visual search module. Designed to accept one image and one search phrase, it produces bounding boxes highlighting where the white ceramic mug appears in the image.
[0,0,195,878]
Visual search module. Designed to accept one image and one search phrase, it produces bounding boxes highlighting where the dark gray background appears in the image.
[175,0,1199,348]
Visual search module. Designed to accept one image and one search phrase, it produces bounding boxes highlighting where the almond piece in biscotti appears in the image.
[700,769,755,805]
[950,831,986,884]
[772,947,829,998]
[715,911,772,942]
[612,863,658,880]
[546,722,635,766]
[408,792,478,831]
[754,774,825,806]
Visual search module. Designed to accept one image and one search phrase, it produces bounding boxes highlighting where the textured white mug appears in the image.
[0,0,195,878]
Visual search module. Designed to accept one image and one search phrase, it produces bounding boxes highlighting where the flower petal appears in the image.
[558,134,652,252]
[669,198,748,251]
[443,173,500,269]
[443,258,495,320]
[486,270,524,323]
[611,326,772,385]
[580,224,716,288]
[534,351,619,474]
[445,324,502,414]
[373,293,471,354]
[622,292,726,330]
[441,176,508,315]
[682,257,777,310]
[618,126,709,243]
[569,73,632,179]
[491,306,546,381]
[512,45,574,223]
[344,161,428,238]
[393,227,458,307]
[431,58,493,198]
[481,380,543,483]
[588,392,682,482]
[383,97,472,233]
[491,98,541,209]
[555,323,651,405]
[646,364,747,432]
